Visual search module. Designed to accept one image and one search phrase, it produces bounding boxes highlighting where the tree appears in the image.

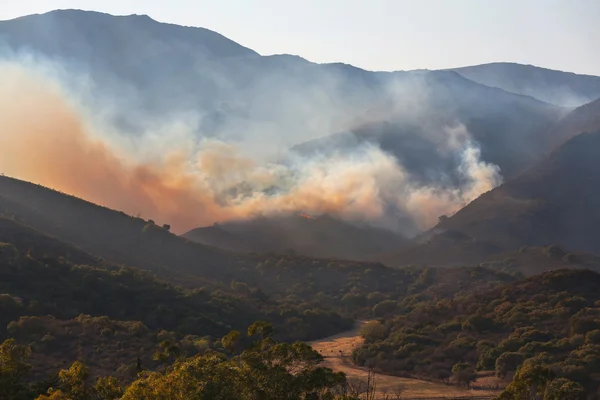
[495,352,525,378]
[221,330,242,354]
[451,363,477,388]
[122,322,349,400]
[135,357,142,374]
[496,359,554,399]
[247,321,274,340]
[92,376,123,400]
[462,314,495,332]
[58,361,89,399]
[358,321,387,343]
[391,383,406,399]
[543,378,585,400]
[36,389,71,400]
[153,340,182,365]
[585,329,600,345]
[162,224,171,231]
[0,339,31,400]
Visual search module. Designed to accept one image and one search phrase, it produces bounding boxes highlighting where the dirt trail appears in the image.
[309,321,501,399]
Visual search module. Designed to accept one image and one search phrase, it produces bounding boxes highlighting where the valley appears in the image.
[0,6,600,400]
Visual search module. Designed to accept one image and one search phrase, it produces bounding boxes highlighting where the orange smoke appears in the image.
[0,64,501,235]
[299,213,316,220]
[0,65,390,232]
[0,65,230,232]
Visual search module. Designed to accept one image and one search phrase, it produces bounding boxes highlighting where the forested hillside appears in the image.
[354,269,600,398]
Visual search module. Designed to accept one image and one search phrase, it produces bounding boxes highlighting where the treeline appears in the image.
[353,269,600,399]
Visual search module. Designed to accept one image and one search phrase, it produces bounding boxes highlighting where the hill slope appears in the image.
[183,214,406,260]
[0,176,236,285]
[451,62,600,106]
[292,70,564,182]
[382,130,600,266]
[545,97,600,150]
[353,268,600,397]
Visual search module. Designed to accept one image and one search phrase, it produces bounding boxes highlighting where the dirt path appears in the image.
[309,321,501,399]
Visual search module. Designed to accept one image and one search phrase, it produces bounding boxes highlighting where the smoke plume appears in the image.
[0,63,501,234]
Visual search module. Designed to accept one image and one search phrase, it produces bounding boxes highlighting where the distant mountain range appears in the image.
[2,10,600,262]
[450,62,600,107]
[0,10,587,180]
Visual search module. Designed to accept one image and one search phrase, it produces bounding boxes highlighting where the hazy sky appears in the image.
[1,0,599,75]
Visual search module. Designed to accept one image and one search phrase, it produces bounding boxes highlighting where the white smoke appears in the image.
[0,48,503,235]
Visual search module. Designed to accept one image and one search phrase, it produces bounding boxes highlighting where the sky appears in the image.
[1,0,599,75]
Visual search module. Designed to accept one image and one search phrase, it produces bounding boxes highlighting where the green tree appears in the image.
[92,376,123,400]
[122,322,349,400]
[0,338,31,400]
[58,361,89,399]
[495,352,525,378]
[543,378,585,400]
[248,321,274,340]
[451,362,477,388]
[221,330,242,354]
[153,340,182,365]
[497,359,554,399]
[358,321,387,343]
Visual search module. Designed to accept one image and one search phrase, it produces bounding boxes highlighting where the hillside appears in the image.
[451,62,600,107]
[353,268,600,398]
[382,130,600,267]
[183,214,406,260]
[0,175,239,285]
[291,70,564,182]
[545,97,600,150]
[0,181,526,392]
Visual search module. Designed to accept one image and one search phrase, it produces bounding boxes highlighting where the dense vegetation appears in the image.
[0,215,520,394]
[0,239,359,371]
[0,321,366,399]
[353,268,600,398]
[3,176,600,398]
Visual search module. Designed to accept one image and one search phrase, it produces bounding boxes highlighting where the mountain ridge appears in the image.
[450,62,600,106]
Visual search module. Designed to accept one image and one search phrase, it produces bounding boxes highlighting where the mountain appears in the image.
[382,130,600,267]
[451,62,600,107]
[183,214,406,260]
[0,10,567,182]
[292,70,565,182]
[545,97,600,150]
